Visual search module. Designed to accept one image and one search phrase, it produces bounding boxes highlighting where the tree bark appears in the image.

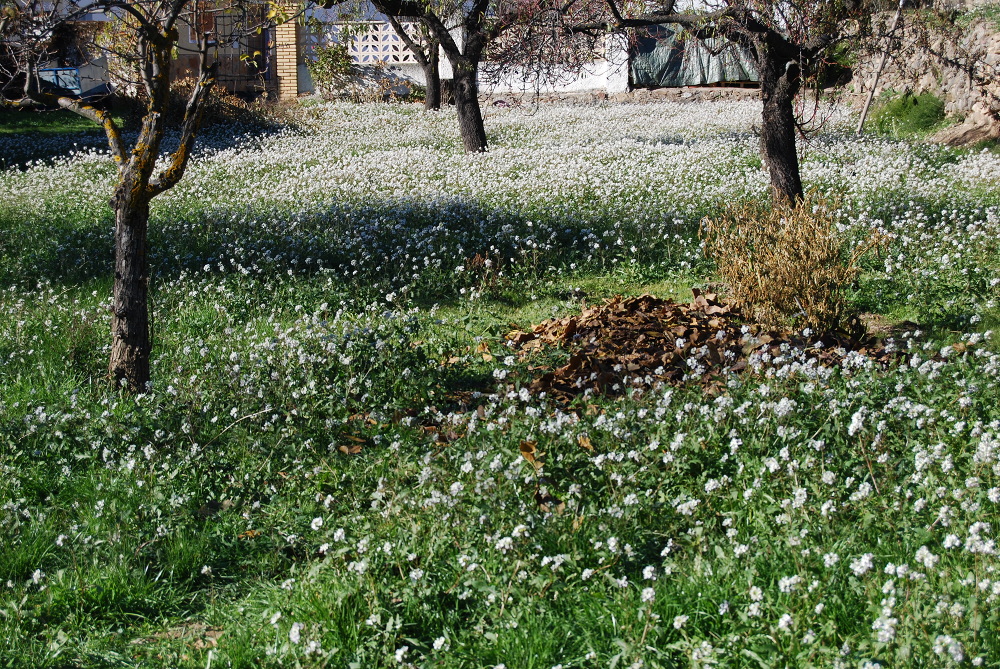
[108,188,151,392]
[453,59,487,152]
[423,46,441,111]
[757,52,804,204]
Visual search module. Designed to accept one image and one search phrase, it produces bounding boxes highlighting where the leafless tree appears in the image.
[1,0,293,392]
[573,0,883,203]
[479,0,610,95]
[372,0,533,151]
[383,13,442,110]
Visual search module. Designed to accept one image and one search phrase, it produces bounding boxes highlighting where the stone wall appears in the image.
[853,14,1000,142]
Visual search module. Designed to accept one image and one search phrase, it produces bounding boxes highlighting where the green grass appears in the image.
[867,91,949,139]
[0,106,124,135]
[958,2,1000,30]
[1,101,999,667]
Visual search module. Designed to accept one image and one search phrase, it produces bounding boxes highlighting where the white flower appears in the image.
[823,552,840,567]
[641,587,655,603]
[777,613,793,632]
[200,565,212,576]
[673,614,688,629]
[915,545,939,569]
[289,622,304,644]
[850,553,874,576]
[433,636,448,651]
[311,517,323,531]
[409,568,424,581]
[778,575,802,593]
[395,645,409,663]
[848,407,867,436]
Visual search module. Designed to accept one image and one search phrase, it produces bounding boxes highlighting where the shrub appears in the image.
[700,194,880,333]
[869,91,947,137]
[307,41,357,96]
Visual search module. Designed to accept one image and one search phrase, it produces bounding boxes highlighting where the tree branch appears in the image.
[20,75,127,164]
[420,8,464,59]
[385,12,428,66]
[148,41,216,195]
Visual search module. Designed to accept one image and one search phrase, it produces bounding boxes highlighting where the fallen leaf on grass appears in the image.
[519,440,541,469]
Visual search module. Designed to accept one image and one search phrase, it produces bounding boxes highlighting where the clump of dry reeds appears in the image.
[700,193,882,333]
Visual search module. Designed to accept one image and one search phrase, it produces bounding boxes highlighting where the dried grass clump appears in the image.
[700,194,878,333]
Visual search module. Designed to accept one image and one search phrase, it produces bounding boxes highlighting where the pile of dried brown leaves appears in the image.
[505,290,893,402]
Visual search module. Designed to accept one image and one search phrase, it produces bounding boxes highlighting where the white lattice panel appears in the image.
[327,21,423,64]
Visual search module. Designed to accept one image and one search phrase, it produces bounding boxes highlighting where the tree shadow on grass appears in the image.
[0,114,292,170]
[0,191,694,300]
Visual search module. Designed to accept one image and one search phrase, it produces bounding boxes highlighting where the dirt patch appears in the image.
[132,622,223,650]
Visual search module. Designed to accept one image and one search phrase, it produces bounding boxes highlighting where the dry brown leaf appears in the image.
[519,440,541,469]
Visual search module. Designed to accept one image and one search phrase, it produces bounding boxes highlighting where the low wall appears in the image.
[483,85,759,106]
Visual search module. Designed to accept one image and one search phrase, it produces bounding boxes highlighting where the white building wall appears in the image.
[300,20,628,97]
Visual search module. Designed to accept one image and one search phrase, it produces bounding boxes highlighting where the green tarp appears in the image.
[630,25,759,88]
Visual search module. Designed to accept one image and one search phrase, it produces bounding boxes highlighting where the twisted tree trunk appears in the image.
[756,41,803,204]
[453,59,487,152]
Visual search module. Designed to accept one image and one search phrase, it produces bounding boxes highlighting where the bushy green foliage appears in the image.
[306,41,357,96]
[869,91,947,138]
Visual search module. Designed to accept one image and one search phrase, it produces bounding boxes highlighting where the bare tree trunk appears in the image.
[758,56,803,204]
[423,45,441,111]
[453,60,487,152]
[109,188,151,392]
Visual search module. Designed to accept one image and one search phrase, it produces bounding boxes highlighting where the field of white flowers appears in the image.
[1,99,999,668]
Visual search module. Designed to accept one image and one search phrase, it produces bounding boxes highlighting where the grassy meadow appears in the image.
[1,99,1000,668]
